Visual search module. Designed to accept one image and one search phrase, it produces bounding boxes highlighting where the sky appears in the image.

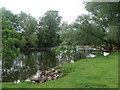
[0,0,88,23]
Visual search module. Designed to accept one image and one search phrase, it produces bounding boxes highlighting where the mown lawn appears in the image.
[2,51,119,88]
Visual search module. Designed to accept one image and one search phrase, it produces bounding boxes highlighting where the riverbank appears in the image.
[2,51,119,88]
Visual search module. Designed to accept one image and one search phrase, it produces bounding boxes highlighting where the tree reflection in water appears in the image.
[2,48,99,82]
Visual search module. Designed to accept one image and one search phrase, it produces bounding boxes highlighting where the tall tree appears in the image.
[38,10,62,47]
[1,7,21,61]
[18,12,38,48]
[74,2,120,51]
[85,2,120,50]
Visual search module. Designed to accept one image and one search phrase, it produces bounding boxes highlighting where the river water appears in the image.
[2,47,104,82]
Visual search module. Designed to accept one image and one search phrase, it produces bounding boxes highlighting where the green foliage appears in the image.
[1,8,64,63]
[71,2,120,51]
[18,12,38,48]
[84,2,120,50]
[59,22,78,44]
[74,15,105,46]
[1,7,21,61]
[2,29,20,61]
[55,42,76,62]
[38,10,62,47]
[1,7,19,31]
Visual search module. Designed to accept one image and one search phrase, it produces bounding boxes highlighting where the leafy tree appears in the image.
[1,7,19,31]
[59,22,78,44]
[38,10,62,47]
[85,2,120,51]
[1,7,21,61]
[18,12,38,48]
[2,29,20,61]
[73,2,120,51]
[74,15,105,46]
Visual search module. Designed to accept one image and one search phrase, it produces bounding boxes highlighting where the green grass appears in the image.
[2,51,119,88]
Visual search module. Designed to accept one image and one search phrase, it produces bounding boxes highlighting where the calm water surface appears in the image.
[2,47,103,82]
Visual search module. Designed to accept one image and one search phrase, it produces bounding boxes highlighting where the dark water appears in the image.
[2,47,101,82]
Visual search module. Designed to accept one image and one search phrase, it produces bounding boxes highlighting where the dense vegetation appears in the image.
[1,8,62,61]
[2,51,118,88]
[61,2,120,52]
[1,2,120,61]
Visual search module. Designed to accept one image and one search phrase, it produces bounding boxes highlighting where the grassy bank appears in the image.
[2,51,118,88]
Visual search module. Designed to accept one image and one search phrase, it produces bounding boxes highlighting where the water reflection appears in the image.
[2,49,57,82]
[2,47,102,82]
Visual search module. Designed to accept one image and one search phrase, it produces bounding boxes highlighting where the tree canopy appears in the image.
[72,2,120,51]
[38,10,62,47]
